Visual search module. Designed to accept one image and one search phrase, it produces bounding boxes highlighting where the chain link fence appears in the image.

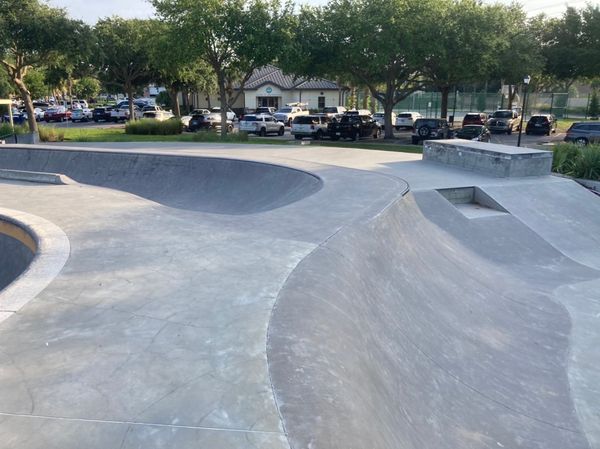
[357,90,593,120]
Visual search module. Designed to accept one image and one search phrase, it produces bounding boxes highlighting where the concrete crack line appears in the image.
[0,411,285,435]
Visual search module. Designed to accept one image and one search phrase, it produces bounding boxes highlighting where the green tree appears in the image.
[539,8,585,90]
[0,0,87,132]
[149,21,215,116]
[493,5,543,109]
[94,18,155,121]
[422,0,503,118]
[23,68,48,100]
[153,0,293,134]
[281,0,439,139]
[0,69,12,98]
[73,77,101,100]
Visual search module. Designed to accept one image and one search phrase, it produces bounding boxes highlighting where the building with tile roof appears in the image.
[191,65,348,113]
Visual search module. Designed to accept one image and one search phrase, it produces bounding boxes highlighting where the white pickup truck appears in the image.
[239,114,285,136]
[273,103,309,127]
[111,105,143,122]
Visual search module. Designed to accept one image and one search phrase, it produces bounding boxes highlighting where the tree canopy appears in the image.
[153,0,293,134]
[94,17,156,120]
[0,0,88,131]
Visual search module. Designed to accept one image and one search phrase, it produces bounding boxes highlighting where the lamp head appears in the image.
[524,75,531,85]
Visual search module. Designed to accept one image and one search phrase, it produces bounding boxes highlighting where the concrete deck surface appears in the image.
[0,142,598,449]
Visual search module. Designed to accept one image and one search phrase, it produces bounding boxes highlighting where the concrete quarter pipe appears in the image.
[0,144,598,449]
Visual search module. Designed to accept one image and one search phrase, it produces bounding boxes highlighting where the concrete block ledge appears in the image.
[423,139,553,177]
[0,168,73,185]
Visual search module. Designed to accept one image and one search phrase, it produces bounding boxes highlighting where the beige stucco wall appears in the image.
[190,85,345,111]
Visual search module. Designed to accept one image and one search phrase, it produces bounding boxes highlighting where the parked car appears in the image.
[564,122,600,145]
[525,114,557,135]
[462,112,488,127]
[32,108,45,121]
[321,106,347,122]
[189,112,233,132]
[116,99,152,110]
[239,114,285,136]
[2,108,28,124]
[327,113,381,140]
[274,103,309,126]
[487,109,520,134]
[92,106,113,122]
[454,125,491,142]
[143,110,175,121]
[255,106,276,115]
[71,108,93,122]
[44,107,71,122]
[411,118,450,144]
[291,115,330,140]
[210,107,237,121]
[72,99,89,109]
[395,111,422,130]
[110,105,143,122]
[181,109,210,130]
[373,111,397,130]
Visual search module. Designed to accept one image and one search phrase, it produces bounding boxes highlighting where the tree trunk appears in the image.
[170,87,181,116]
[439,85,449,119]
[127,85,135,122]
[383,96,395,139]
[14,77,37,133]
[507,85,515,110]
[182,88,189,114]
[217,73,228,137]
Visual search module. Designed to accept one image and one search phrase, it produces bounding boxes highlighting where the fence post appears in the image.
[550,93,554,114]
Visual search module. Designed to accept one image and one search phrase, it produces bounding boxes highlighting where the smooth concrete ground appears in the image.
[0,142,598,449]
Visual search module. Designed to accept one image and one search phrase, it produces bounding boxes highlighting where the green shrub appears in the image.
[572,145,600,180]
[38,126,65,142]
[125,118,183,135]
[0,123,29,137]
[191,130,249,142]
[552,143,600,181]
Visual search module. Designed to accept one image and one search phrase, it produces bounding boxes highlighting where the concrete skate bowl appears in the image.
[0,209,69,322]
[0,147,322,214]
[0,216,36,292]
[268,193,597,449]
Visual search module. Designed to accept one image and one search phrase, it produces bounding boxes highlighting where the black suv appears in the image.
[564,122,600,145]
[411,118,451,144]
[92,106,113,122]
[525,115,557,136]
[328,113,381,140]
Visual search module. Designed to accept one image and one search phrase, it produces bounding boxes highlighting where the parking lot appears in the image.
[43,118,564,149]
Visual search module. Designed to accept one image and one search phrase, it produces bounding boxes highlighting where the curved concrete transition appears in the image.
[268,185,600,449]
[0,208,70,323]
[0,143,598,449]
[0,147,322,214]
[0,216,36,291]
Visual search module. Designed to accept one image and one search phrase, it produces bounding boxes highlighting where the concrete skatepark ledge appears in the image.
[0,142,598,449]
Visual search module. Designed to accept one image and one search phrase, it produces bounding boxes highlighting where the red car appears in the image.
[462,112,487,127]
[44,107,71,122]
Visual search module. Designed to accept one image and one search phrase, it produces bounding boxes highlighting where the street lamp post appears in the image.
[517,75,531,147]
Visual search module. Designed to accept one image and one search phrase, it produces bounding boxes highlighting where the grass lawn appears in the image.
[556,118,599,133]
[46,126,422,153]
[318,141,422,153]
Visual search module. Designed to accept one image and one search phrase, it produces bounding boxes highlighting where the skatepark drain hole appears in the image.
[437,187,509,219]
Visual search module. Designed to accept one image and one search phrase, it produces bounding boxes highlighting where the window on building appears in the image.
[318,96,326,110]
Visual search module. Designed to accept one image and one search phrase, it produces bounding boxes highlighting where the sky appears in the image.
[47,0,598,24]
